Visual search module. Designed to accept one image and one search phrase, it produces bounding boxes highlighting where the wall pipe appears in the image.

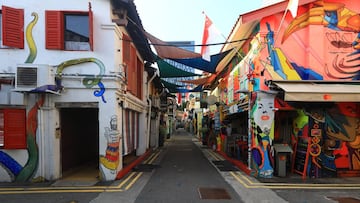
[146,69,157,149]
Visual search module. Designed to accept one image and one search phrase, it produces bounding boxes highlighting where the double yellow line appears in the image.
[116,149,162,191]
[0,150,162,194]
[205,148,360,190]
[230,171,360,190]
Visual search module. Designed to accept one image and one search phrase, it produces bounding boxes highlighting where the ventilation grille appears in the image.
[16,67,37,88]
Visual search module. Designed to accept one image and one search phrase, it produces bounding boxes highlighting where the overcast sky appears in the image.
[134,0,284,53]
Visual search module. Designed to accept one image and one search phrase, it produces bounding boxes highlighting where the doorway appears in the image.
[60,108,99,180]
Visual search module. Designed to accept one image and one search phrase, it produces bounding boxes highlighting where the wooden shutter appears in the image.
[88,5,94,51]
[137,59,143,99]
[122,34,131,66]
[45,10,64,50]
[2,6,24,48]
[4,109,26,149]
[129,45,137,95]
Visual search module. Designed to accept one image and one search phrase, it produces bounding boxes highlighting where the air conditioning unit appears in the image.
[15,64,56,91]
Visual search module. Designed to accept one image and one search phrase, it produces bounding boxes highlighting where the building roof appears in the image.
[111,0,156,63]
[240,0,318,24]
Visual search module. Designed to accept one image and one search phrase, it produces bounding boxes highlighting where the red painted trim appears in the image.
[116,149,152,180]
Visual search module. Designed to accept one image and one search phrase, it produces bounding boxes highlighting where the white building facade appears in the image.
[0,0,155,182]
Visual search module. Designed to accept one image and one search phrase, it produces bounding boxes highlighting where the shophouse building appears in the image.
[213,0,360,178]
[0,0,161,182]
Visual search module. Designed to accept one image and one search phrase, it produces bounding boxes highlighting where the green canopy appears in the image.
[157,59,201,78]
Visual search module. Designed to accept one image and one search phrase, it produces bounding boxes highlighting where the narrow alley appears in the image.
[135,128,243,203]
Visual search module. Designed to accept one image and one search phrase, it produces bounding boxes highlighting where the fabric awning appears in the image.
[180,74,217,86]
[160,79,183,89]
[170,49,232,73]
[157,59,201,78]
[272,81,360,102]
[145,31,201,59]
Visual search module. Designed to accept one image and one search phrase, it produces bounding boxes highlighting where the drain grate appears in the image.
[212,160,239,171]
[133,164,159,172]
[328,197,360,203]
[198,187,231,200]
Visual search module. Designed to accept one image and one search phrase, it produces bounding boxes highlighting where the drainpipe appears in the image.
[146,70,157,149]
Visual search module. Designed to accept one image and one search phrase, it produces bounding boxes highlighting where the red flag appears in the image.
[201,14,222,61]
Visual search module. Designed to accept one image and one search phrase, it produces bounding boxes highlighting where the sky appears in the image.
[134,0,283,53]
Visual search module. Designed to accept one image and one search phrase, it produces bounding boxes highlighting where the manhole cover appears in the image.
[198,187,231,199]
[328,197,360,203]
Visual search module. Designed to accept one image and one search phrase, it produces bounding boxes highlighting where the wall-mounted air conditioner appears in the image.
[15,64,56,92]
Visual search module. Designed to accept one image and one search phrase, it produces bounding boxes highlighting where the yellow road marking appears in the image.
[230,171,360,189]
[125,172,143,190]
[144,152,157,164]
[207,149,222,161]
[115,172,138,189]
[0,150,162,195]
[146,151,161,164]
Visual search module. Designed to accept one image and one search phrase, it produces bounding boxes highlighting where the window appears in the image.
[46,8,93,51]
[122,34,131,65]
[122,33,144,99]
[1,6,24,48]
[0,109,26,149]
[64,14,90,50]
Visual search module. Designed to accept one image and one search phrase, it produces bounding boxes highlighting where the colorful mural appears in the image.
[282,0,360,80]
[100,115,120,179]
[0,13,44,182]
[56,57,107,103]
[250,91,276,178]
[258,0,360,178]
[0,10,109,182]
[289,103,360,178]
[25,12,38,63]
[0,94,46,182]
[16,95,45,181]
[265,22,322,80]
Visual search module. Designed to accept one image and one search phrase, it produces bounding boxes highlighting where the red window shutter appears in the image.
[88,6,94,51]
[4,109,26,149]
[137,60,143,99]
[122,34,131,66]
[130,45,137,95]
[2,6,24,48]
[45,10,64,50]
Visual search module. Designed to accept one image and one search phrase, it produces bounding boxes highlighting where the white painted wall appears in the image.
[0,0,149,182]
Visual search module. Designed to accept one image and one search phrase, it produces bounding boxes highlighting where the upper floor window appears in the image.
[46,9,93,51]
[64,14,90,50]
[1,6,24,49]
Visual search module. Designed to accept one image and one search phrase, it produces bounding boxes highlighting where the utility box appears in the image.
[273,144,293,177]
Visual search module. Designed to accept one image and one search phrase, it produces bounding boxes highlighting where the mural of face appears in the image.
[253,92,275,134]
